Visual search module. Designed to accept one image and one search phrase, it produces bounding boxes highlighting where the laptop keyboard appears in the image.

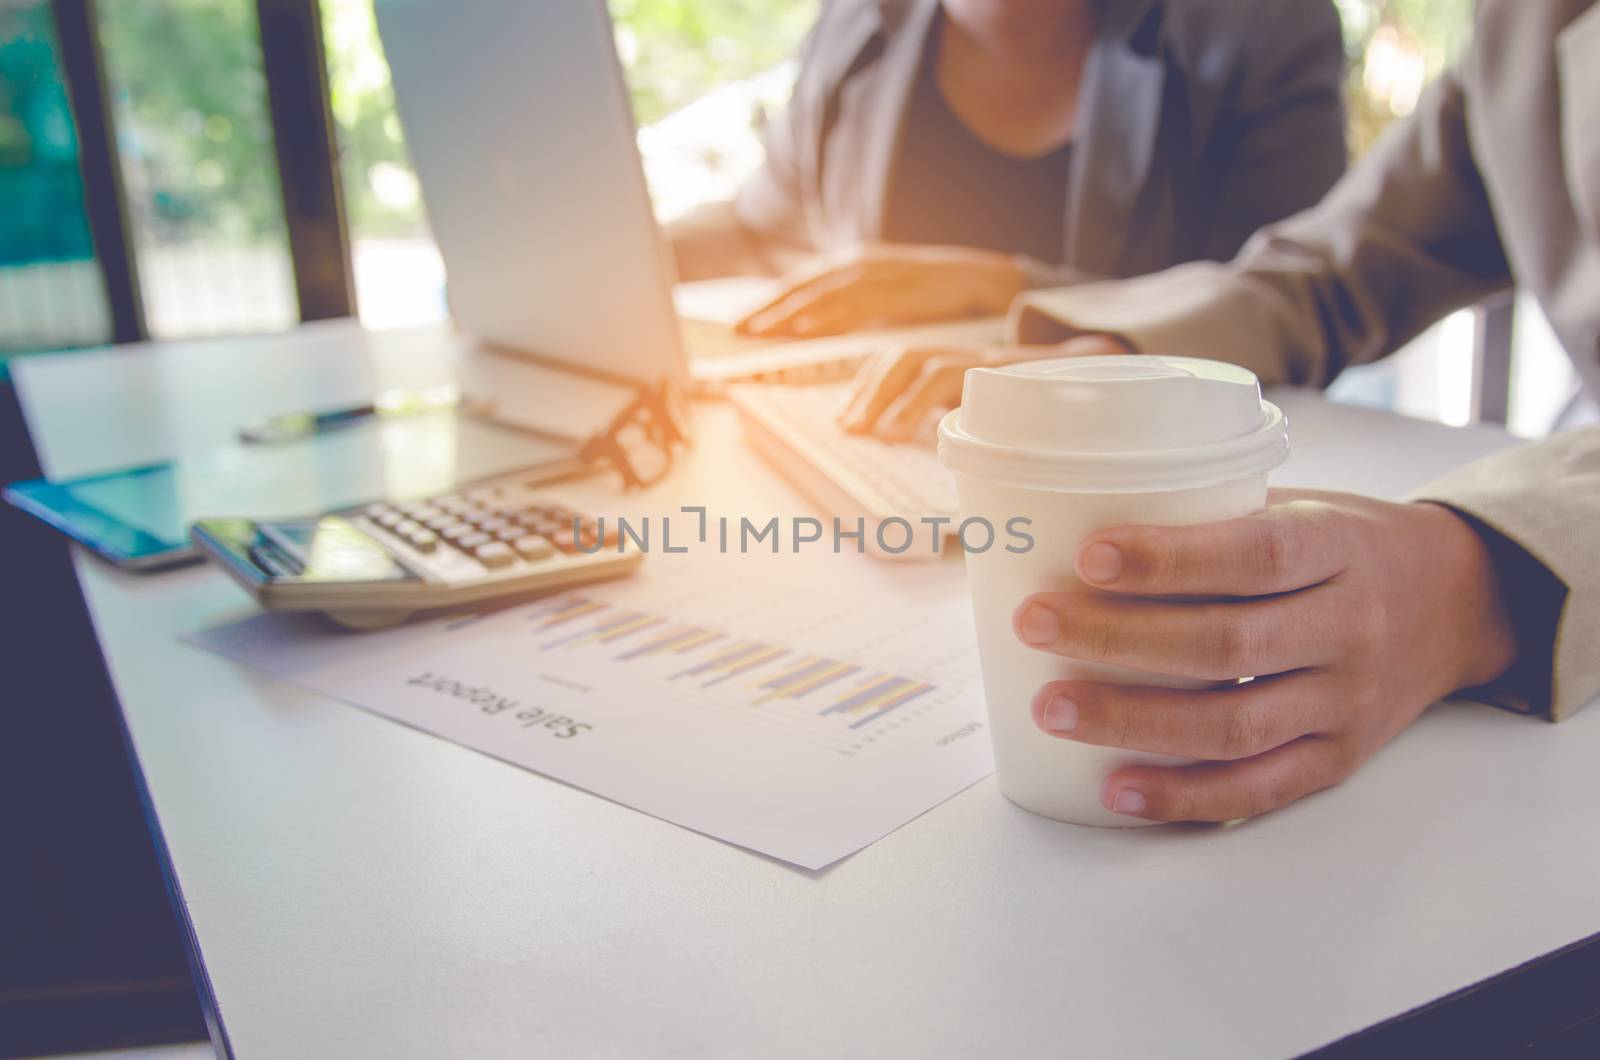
[730,383,959,522]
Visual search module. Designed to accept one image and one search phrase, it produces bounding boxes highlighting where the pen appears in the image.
[237,384,461,445]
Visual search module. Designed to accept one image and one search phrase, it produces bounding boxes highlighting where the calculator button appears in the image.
[457,531,491,550]
[396,501,435,519]
[544,531,579,552]
[475,542,515,568]
[423,513,459,531]
[513,535,555,560]
[406,528,439,553]
[536,517,576,537]
[474,517,512,534]
[393,519,423,538]
[440,522,477,541]
[407,505,444,524]
[369,506,404,529]
[494,526,526,543]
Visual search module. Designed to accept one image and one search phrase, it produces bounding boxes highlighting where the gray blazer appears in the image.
[670,0,1349,282]
[1015,0,1600,721]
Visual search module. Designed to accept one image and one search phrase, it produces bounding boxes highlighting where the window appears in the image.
[96,0,298,337]
[612,0,818,221]
[1337,0,1474,156]
[0,0,110,362]
[319,0,437,329]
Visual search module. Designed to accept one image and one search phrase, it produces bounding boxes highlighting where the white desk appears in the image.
[14,322,1600,1059]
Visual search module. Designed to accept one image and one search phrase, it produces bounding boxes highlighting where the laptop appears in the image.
[375,0,983,536]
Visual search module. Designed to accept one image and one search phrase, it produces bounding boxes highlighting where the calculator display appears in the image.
[199,517,418,583]
[264,519,417,582]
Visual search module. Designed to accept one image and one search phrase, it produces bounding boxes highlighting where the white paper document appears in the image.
[186,548,994,869]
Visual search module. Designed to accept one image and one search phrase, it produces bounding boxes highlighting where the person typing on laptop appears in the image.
[840,0,1600,823]
[667,0,1348,338]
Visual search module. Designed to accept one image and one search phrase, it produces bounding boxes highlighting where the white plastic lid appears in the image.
[937,355,1289,492]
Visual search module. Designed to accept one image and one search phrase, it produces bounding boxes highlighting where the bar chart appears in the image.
[507,592,940,739]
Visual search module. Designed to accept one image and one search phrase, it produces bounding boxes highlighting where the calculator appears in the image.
[191,473,640,629]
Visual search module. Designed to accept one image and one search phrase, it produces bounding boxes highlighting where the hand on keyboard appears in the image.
[732,384,958,524]
[839,334,1135,439]
[733,245,1026,339]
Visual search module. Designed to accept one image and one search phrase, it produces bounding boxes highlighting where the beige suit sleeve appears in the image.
[1008,68,1511,386]
[1407,427,1600,721]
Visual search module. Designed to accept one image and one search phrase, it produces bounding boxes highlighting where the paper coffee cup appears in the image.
[937,356,1289,826]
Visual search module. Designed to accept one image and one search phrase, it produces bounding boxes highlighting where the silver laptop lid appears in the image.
[375,0,687,385]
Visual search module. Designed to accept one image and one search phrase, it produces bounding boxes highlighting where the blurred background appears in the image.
[0,0,1587,435]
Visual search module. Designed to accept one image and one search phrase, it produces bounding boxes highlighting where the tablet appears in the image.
[4,411,577,570]
[7,464,204,569]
